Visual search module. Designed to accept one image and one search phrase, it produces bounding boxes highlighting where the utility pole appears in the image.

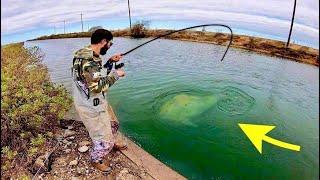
[80,12,84,32]
[64,20,66,34]
[127,0,132,30]
[286,0,297,47]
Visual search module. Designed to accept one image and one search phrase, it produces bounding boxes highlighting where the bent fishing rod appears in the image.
[105,24,233,72]
[120,24,233,62]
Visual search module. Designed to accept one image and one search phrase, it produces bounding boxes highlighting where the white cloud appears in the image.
[1,0,319,46]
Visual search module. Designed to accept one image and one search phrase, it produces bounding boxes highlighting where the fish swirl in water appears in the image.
[217,86,255,115]
[152,86,255,125]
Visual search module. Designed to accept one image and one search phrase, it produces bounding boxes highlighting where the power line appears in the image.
[49,20,66,34]
[286,0,297,47]
[127,0,132,30]
[80,12,84,32]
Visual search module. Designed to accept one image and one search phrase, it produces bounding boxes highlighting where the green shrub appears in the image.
[1,146,17,160]
[1,43,72,173]
[19,175,31,180]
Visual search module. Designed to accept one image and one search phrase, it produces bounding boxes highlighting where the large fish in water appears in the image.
[159,93,217,126]
[157,87,254,126]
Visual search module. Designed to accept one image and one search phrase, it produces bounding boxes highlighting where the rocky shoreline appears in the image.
[31,119,153,180]
[18,104,185,180]
[2,105,152,179]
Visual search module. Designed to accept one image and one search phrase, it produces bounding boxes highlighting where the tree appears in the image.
[130,20,150,38]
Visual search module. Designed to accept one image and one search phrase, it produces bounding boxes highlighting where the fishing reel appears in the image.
[103,59,124,75]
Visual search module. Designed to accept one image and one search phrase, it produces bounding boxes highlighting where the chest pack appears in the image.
[71,57,90,99]
[72,57,85,81]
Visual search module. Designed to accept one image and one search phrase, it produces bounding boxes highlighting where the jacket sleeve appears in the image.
[82,60,119,93]
[100,69,119,88]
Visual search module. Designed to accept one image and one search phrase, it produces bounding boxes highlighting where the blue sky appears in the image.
[1,0,319,48]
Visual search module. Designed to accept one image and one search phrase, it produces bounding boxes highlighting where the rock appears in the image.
[47,132,54,137]
[67,136,75,140]
[115,163,121,169]
[64,130,76,137]
[69,159,78,166]
[79,140,91,146]
[32,153,52,174]
[71,177,79,180]
[78,146,89,153]
[121,169,129,174]
[56,158,67,166]
[68,126,74,130]
[116,168,138,180]
[76,167,86,175]
[59,119,75,129]
[64,149,71,153]
[55,134,64,142]
[34,156,45,170]
[62,139,69,144]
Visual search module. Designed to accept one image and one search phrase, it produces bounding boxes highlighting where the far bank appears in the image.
[28,29,319,66]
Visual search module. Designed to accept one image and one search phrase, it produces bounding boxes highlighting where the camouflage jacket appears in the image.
[72,45,119,97]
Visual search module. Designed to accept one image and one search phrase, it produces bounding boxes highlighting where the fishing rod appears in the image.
[121,24,233,61]
[105,24,233,72]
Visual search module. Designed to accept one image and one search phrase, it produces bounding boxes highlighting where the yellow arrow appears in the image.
[238,123,301,154]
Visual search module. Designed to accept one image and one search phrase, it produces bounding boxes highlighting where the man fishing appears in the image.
[72,29,127,172]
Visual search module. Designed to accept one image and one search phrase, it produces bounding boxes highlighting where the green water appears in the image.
[25,38,319,179]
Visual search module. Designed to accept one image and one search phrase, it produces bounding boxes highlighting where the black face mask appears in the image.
[99,44,109,55]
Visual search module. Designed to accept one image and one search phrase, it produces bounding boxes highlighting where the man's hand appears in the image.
[110,54,122,62]
[116,69,125,77]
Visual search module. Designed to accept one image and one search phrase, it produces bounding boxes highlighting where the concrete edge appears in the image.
[108,105,186,180]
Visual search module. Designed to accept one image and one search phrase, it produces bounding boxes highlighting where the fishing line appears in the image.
[120,24,233,62]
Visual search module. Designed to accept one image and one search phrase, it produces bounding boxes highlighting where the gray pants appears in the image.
[72,82,118,162]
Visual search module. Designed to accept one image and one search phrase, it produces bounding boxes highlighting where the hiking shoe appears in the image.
[114,142,128,150]
[114,135,128,150]
[91,159,111,172]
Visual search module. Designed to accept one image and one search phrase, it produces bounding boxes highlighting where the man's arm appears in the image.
[82,60,124,93]
[99,69,119,88]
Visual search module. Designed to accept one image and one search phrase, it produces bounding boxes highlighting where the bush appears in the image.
[1,43,72,173]
[130,20,150,38]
